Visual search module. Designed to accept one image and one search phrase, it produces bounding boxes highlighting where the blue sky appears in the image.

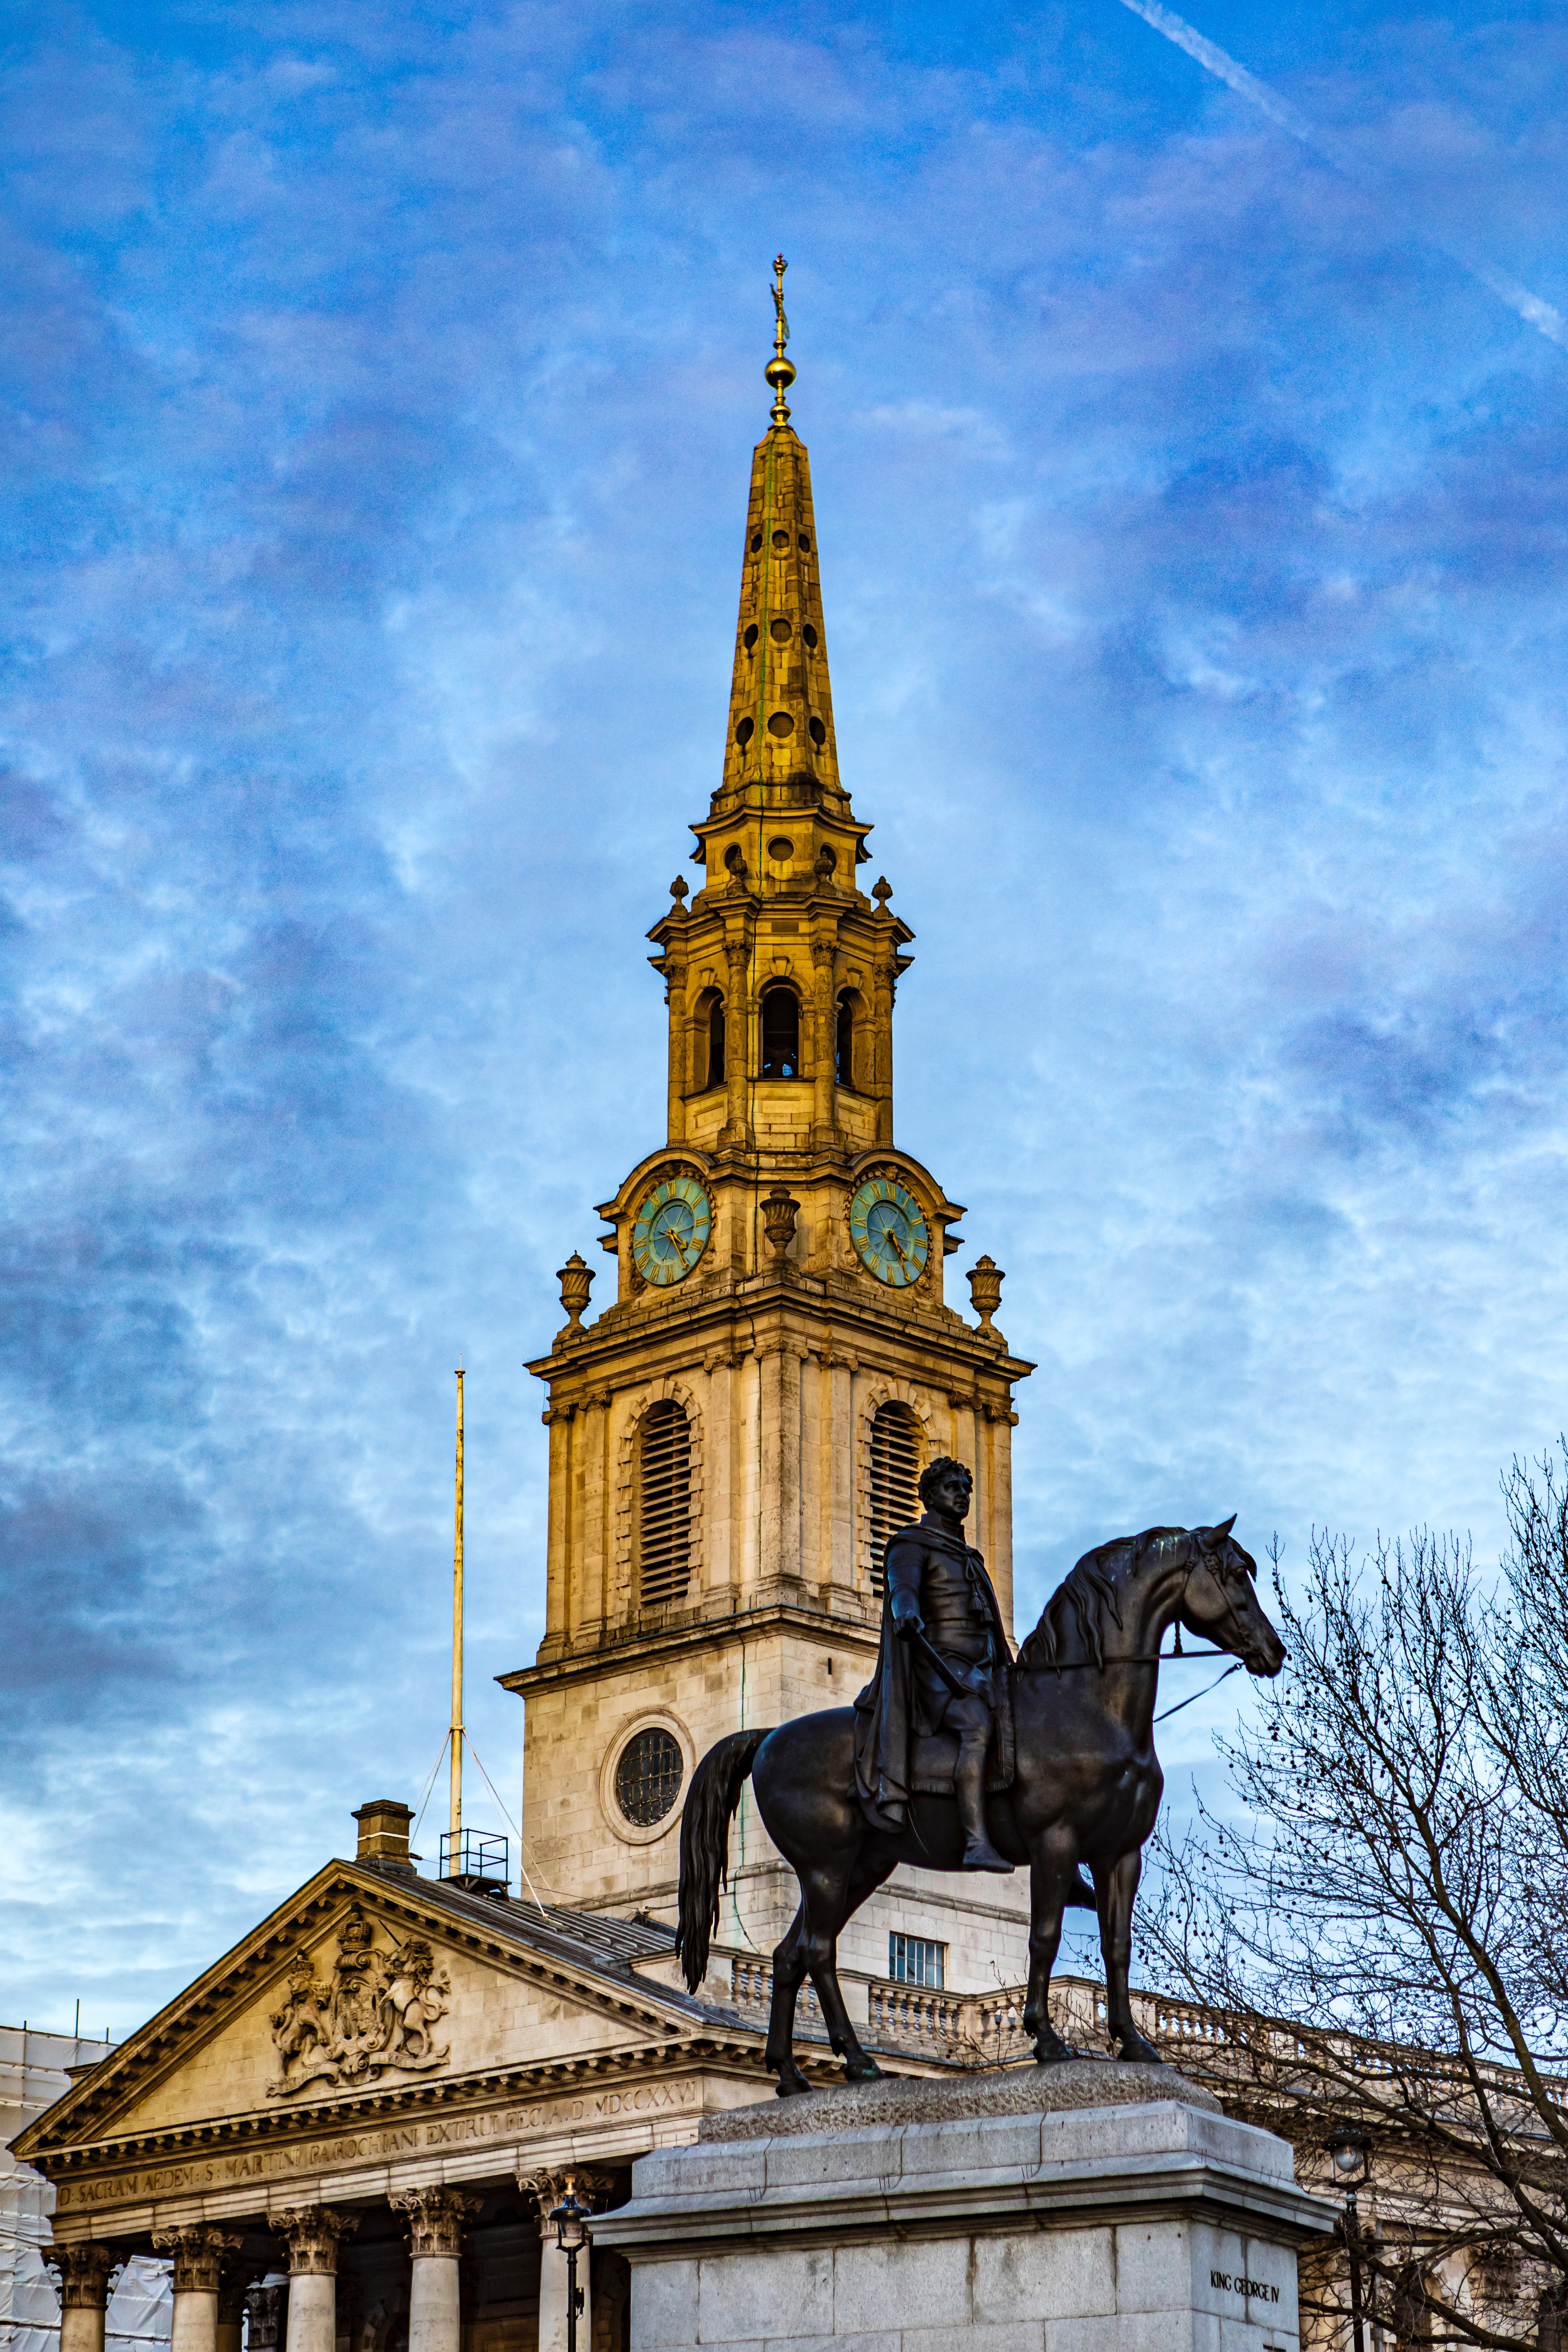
[3,0,1566,2031]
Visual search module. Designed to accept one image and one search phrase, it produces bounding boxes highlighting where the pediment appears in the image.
[18,1867,697,2159]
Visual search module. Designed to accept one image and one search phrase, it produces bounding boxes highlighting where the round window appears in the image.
[614,1727,684,1827]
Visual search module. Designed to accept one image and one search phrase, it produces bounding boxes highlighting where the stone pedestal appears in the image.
[592,2063,1335,2352]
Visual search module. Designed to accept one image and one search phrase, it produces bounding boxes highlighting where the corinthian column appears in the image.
[664,944,688,1146]
[721,934,753,1150]
[152,2229,243,2352]
[391,2188,482,2352]
[50,2242,120,2352]
[275,2207,356,2352]
[810,936,837,1147]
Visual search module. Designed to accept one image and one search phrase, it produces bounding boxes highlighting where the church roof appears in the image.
[9,1856,763,2178]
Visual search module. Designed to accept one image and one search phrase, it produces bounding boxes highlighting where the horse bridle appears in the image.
[1046,1538,1257,1670]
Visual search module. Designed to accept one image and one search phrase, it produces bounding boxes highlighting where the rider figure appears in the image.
[853,1456,1014,1873]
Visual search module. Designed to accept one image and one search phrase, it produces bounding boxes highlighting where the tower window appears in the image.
[836,990,854,1086]
[637,1401,692,1608]
[708,993,725,1088]
[615,1726,684,1827]
[760,985,800,1078]
[868,1402,921,1594]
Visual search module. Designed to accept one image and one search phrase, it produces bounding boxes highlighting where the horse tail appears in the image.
[677,1727,771,1992]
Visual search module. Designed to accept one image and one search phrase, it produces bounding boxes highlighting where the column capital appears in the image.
[274,2208,357,2277]
[516,2168,616,2239]
[49,2244,121,2309]
[151,2229,244,2296]
[243,2283,285,2352]
[389,2188,482,2259]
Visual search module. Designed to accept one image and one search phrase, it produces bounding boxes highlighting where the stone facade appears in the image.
[10,1822,823,2352]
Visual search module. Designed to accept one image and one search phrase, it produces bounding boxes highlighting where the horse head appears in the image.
[1178,1516,1284,1676]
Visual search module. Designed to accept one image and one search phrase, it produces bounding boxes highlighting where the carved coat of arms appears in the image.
[268,1909,452,2097]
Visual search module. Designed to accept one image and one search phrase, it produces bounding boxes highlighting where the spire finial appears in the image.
[765,252,796,427]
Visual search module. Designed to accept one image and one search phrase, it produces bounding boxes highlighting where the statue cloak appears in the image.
[852,1519,1015,1834]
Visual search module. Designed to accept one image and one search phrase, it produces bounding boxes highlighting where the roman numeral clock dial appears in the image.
[848,1176,929,1288]
[630,1174,712,1286]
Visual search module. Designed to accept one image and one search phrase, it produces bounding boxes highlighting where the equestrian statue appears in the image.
[677,1457,1285,2096]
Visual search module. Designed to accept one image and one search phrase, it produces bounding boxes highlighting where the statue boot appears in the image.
[955,1731,1013,1873]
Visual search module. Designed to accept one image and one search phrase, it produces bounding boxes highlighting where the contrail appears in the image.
[1115,0,1568,351]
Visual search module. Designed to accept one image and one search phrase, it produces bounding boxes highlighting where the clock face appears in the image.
[631,1174,712,1288]
[848,1176,929,1288]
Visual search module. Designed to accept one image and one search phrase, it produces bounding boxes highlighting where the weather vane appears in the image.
[766,252,796,427]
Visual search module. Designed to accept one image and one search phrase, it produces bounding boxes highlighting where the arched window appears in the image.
[760,985,800,1078]
[868,1402,922,1594]
[637,1401,692,1608]
[707,993,725,1088]
[836,990,855,1087]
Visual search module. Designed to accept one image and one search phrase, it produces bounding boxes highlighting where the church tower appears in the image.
[502,265,1034,1992]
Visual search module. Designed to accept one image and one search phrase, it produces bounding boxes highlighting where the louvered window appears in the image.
[638,1401,692,1608]
[868,1402,921,1594]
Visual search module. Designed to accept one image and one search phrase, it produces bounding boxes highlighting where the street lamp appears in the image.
[549,2188,589,2352]
[1329,2127,1372,2352]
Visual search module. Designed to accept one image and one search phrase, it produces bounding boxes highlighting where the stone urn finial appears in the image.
[557,1252,594,1332]
[762,1186,800,1266]
[967,1254,1004,1332]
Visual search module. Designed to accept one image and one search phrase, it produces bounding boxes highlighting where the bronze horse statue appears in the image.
[677,1517,1284,2094]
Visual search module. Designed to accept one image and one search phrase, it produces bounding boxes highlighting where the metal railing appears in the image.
[439,1829,509,1893]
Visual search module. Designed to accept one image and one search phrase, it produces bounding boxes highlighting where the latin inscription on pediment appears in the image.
[268,1907,451,2097]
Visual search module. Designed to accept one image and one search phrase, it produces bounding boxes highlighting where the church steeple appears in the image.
[507,278,1033,1994]
[717,257,844,807]
[665,263,896,1161]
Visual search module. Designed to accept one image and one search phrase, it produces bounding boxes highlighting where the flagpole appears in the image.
[450,1366,464,1864]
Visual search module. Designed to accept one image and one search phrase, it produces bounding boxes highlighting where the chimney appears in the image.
[352,1799,415,1873]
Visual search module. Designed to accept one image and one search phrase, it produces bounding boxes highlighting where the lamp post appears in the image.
[1329,2126,1372,2352]
[548,2190,588,2352]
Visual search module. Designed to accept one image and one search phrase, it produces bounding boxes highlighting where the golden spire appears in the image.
[766,253,795,427]
[712,259,845,808]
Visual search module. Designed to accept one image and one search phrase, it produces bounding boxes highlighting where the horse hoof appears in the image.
[1033,2041,1080,2067]
[844,2058,885,2083]
[1117,2044,1166,2067]
[774,2072,814,2099]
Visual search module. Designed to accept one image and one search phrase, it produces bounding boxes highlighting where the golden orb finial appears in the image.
[766,252,796,426]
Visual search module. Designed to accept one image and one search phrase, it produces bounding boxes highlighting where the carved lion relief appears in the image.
[267,1907,451,2097]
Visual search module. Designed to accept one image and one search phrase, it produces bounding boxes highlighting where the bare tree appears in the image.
[1146,1449,1568,2352]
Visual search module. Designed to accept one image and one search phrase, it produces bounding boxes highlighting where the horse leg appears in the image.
[1095,1848,1163,2065]
[765,1904,814,2097]
[809,1847,896,2082]
[797,1854,886,2084]
[1023,1830,1081,2064]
